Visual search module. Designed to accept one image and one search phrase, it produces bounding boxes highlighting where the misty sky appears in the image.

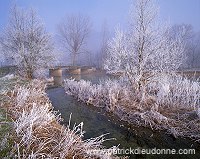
[0,0,200,35]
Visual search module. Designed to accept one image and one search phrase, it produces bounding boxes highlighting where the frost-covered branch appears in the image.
[104,0,185,91]
[0,6,54,79]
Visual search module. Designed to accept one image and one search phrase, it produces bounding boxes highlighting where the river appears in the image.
[46,71,200,159]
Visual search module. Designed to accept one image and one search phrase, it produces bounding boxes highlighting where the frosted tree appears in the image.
[97,21,109,68]
[170,24,200,68]
[104,0,185,90]
[58,14,91,66]
[0,45,4,66]
[0,6,54,79]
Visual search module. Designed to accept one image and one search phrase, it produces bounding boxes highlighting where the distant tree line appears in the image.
[0,3,200,79]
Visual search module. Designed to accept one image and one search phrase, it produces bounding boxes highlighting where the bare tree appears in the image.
[169,24,196,69]
[170,25,200,69]
[104,0,185,90]
[188,34,200,69]
[0,6,54,79]
[0,45,3,66]
[194,33,200,68]
[96,21,109,69]
[58,14,91,66]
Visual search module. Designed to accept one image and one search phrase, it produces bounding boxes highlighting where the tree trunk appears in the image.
[72,53,76,66]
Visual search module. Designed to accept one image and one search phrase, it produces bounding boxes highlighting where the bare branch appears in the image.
[0,5,54,79]
[58,14,91,66]
[104,0,185,90]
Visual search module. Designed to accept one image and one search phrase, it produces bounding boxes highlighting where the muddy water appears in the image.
[47,72,200,159]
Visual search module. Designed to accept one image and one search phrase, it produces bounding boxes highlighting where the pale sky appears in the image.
[0,0,200,34]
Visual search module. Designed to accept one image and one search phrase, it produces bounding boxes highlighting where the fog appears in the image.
[0,0,200,68]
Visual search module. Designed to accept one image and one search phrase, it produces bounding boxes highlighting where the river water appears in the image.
[46,72,200,159]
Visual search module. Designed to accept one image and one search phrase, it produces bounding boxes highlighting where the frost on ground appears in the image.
[0,78,122,159]
[0,74,31,95]
[0,108,12,158]
[63,0,200,143]
[64,74,200,142]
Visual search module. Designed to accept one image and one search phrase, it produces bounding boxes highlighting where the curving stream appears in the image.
[46,72,200,159]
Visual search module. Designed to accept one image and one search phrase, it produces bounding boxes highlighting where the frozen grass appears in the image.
[65,78,131,110]
[1,79,121,158]
[0,67,9,77]
[0,74,23,158]
[0,108,13,158]
[0,74,29,94]
[64,74,200,142]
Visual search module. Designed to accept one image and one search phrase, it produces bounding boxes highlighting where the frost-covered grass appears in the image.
[0,74,29,94]
[0,66,10,77]
[64,74,200,142]
[65,78,131,111]
[0,108,13,158]
[0,66,17,78]
[0,74,24,158]
[1,78,121,158]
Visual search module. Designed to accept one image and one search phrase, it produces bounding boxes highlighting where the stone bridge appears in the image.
[49,66,96,77]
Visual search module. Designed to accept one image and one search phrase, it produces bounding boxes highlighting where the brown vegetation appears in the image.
[1,78,121,158]
[64,75,200,142]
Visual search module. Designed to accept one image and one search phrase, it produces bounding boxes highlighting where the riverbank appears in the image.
[0,75,121,158]
[63,75,200,147]
[47,87,200,159]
